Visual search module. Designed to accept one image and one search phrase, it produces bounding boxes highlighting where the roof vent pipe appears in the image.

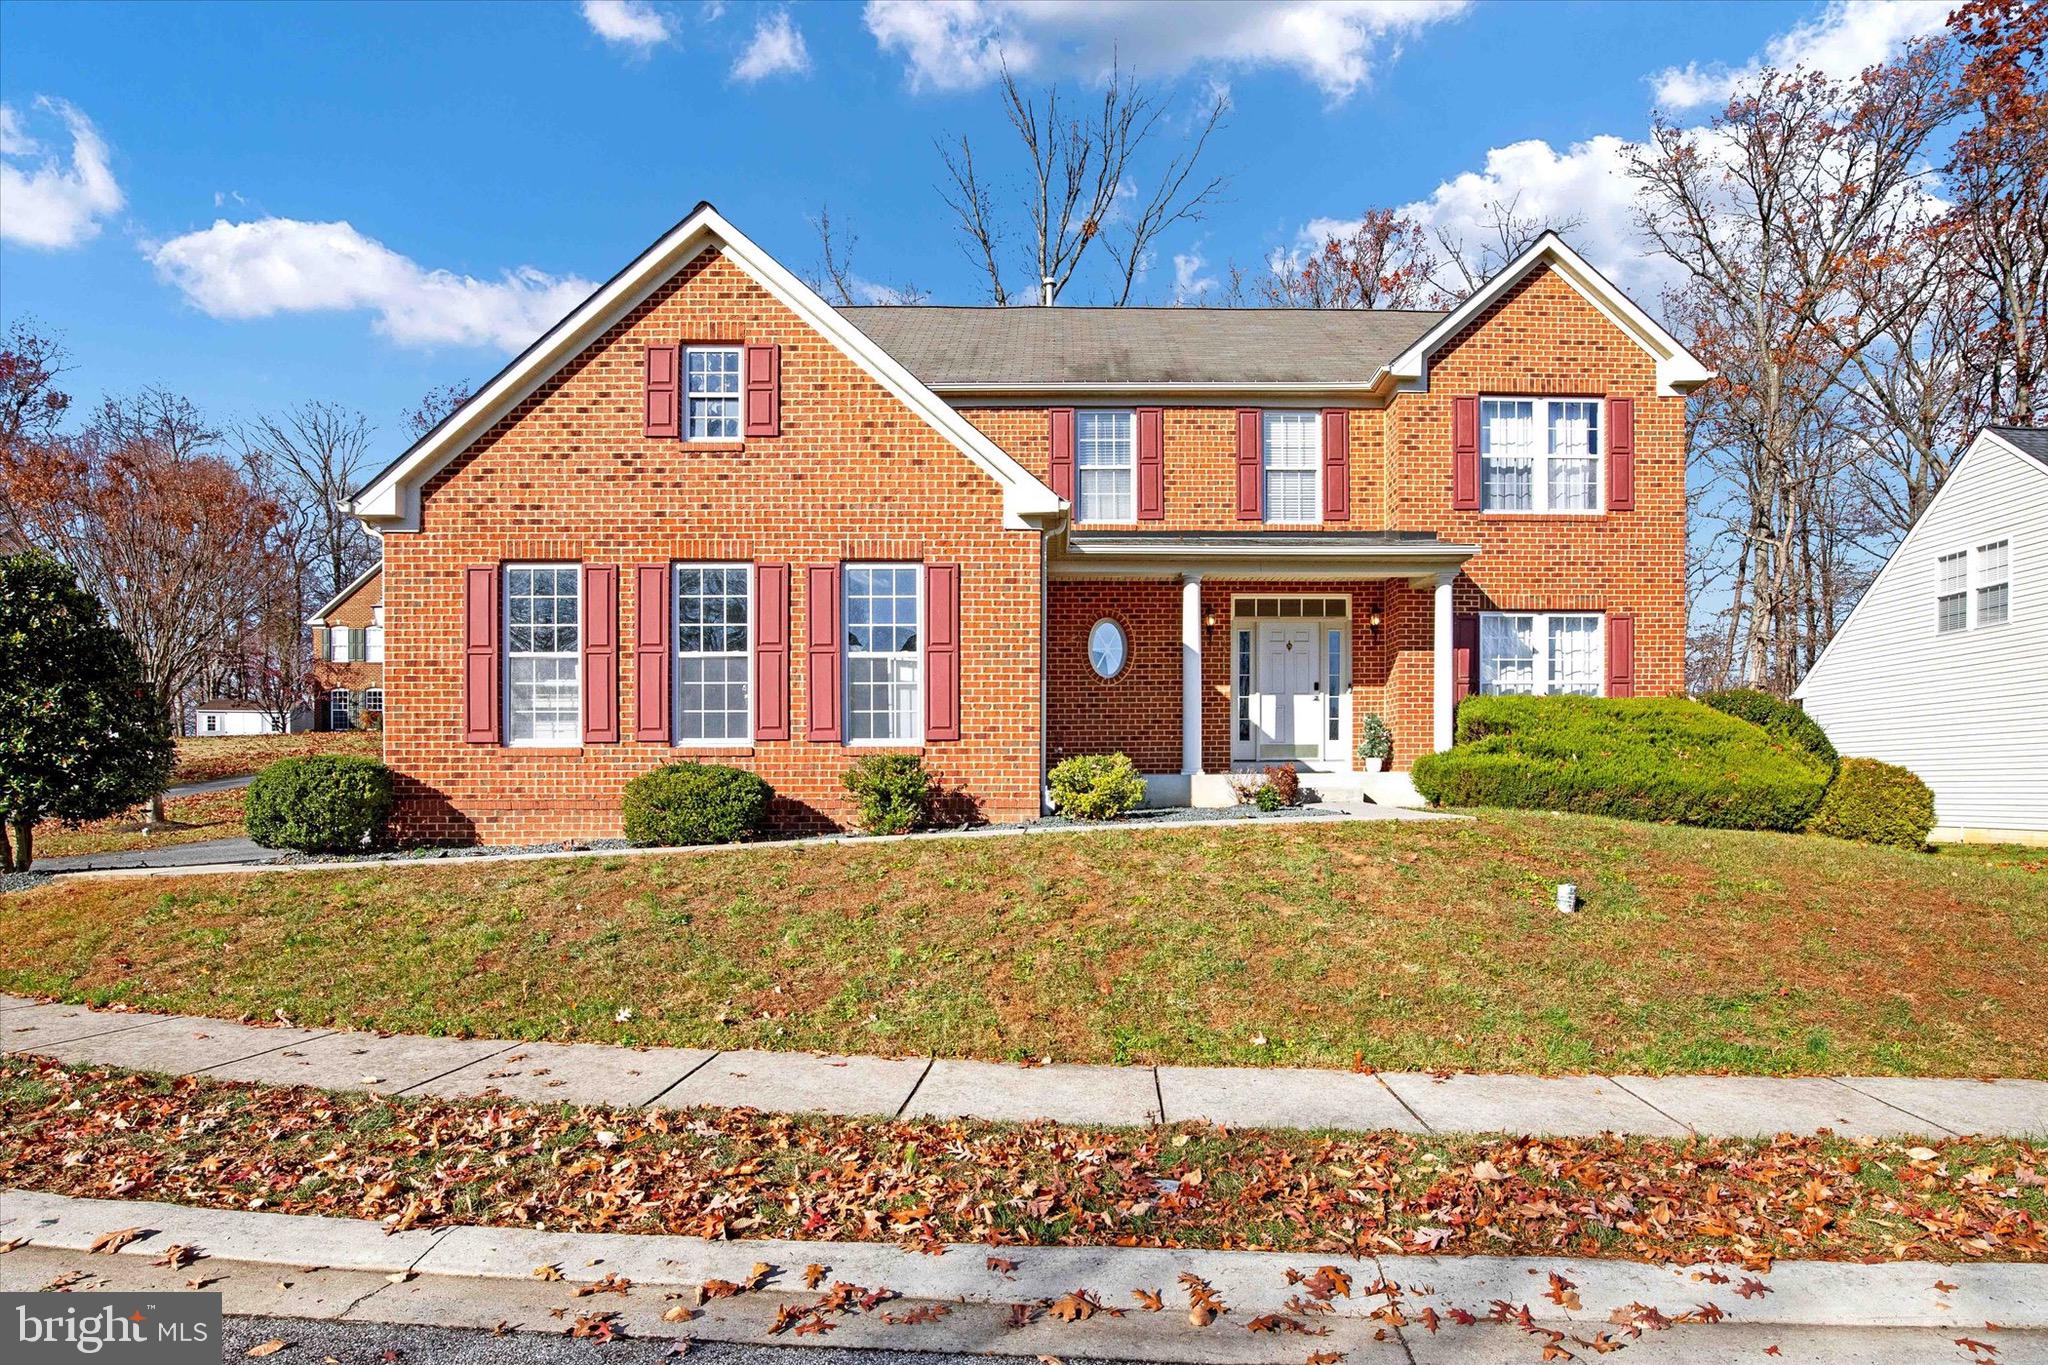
[1041,276,1056,307]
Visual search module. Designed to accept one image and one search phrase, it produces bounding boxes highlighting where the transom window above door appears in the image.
[1480,398,1601,514]
[1261,410,1320,523]
[1073,410,1135,523]
[684,346,742,440]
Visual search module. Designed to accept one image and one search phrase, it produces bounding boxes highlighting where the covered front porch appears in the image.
[1044,531,1479,810]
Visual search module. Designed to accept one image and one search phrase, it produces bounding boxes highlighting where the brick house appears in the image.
[306,565,384,730]
[349,203,1708,843]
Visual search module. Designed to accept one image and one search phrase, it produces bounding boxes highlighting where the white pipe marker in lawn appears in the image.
[1557,882,1578,913]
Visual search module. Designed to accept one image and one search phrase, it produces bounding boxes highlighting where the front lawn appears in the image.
[171,729,381,784]
[4,812,2041,1077]
[6,1056,2043,1263]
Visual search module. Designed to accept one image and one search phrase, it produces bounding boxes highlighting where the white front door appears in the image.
[1256,623,1321,759]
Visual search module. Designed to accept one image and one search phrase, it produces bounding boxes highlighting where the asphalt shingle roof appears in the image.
[837,305,1446,387]
[1989,424,2048,468]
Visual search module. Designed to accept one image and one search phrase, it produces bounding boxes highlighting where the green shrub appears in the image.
[1048,752,1147,820]
[1254,784,1286,812]
[244,755,394,852]
[1700,688,1838,768]
[1807,757,1935,850]
[1357,713,1393,764]
[1410,695,1831,831]
[841,753,935,835]
[621,762,771,846]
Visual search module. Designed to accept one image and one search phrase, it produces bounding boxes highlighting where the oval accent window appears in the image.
[1088,619,1127,679]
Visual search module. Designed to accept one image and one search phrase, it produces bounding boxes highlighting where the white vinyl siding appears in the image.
[1074,410,1135,523]
[504,564,581,746]
[675,564,752,743]
[845,564,921,743]
[1261,410,1320,523]
[1481,397,1601,513]
[684,346,742,440]
[1480,612,1602,696]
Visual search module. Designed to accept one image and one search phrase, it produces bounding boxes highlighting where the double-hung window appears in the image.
[675,564,752,742]
[1975,539,2009,627]
[1480,612,1603,696]
[1074,410,1135,522]
[1936,551,1969,633]
[684,346,742,440]
[1262,410,1320,523]
[505,565,581,745]
[362,688,384,716]
[328,688,353,729]
[1481,398,1601,513]
[845,564,921,743]
[329,628,351,663]
[366,605,385,662]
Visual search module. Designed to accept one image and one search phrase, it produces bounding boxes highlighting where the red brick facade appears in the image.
[309,568,384,731]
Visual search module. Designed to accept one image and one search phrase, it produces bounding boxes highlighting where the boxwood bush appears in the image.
[1411,695,1831,831]
[621,762,771,846]
[244,755,394,852]
[841,753,935,835]
[1807,757,1935,850]
[1048,752,1147,820]
[1700,687,1838,768]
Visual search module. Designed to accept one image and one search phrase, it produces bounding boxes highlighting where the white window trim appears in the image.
[328,688,353,730]
[1479,396,1605,516]
[844,562,925,747]
[502,562,583,749]
[1973,536,2012,630]
[1935,548,1971,635]
[1227,594,1353,766]
[204,713,219,733]
[329,628,351,663]
[1478,611,1606,697]
[365,624,385,663]
[1260,408,1322,524]
[683,344,743,443]
[673,561,756,747]
[361,688,384,715]
[1072,408,1138,525]
[1087,617,1128,680]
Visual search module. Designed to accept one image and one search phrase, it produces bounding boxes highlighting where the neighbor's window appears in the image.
[204,713,219,733]
[1480,612,1603,696]
[1261,410,1320,523]
[845,564,921,743]
[1087,618,1127,679]
[361,688,384,716]
[1481,398,1601,513]
[365,621,385,663]
[328,688,353,730]
[505,564,581,745]
[1074,410,1135,522]
[684,346,742,440]
[1976,539,2009,627]
[329,628,351,663]
[1936,550,1969,634]
[676,564,752,742]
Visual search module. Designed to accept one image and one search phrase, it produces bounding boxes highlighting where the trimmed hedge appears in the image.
[1411,695,1831,831]
[244,755,394,852]
[1700,687,1838,767]
[1049,752,1147,820]
[1807,757,1935,850]
[841,753,935,835]
[621,762,771,846]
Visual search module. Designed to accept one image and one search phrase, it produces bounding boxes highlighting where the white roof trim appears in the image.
[1373,232,1713,398]
[1793,426,2047,699]
[1052,535,1478,581]
[304,563,382,626]
[350,204,1064,532]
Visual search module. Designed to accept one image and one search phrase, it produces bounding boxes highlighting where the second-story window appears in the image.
[685,346,742,440]
[1936,550,1969,633]
[1481,398,1601,513]
[1262,410,1320,523]
[1074,410,1135,522]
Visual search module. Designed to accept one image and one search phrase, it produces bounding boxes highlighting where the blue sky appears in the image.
[1,0,1953,462]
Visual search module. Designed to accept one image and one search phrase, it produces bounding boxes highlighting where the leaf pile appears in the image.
[3,1056,2043,1265]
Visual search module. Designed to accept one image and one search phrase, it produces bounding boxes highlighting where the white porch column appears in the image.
[1432,571,1456,752]
[1181,573,1204,775]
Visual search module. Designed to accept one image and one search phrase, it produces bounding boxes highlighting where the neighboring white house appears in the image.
[1794,425,2047,844]
[193,698,311,736]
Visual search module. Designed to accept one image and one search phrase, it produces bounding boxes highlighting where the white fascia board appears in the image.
[303,563,383,626]
[1051,537,1479,580]
[931,382,1384,405]
[351,204,1062,533]
[1372,232,1714,399]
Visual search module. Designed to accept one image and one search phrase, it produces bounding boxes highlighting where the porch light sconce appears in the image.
[1203,611,1219,631]
[1368,611,1383,639]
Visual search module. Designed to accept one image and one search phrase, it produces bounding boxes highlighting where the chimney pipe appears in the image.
[1040,275,1056,307]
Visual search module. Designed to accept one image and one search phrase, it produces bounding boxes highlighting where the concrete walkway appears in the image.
[7,994,2044,1139]
[166,772,258,798]
[29,835,270,874]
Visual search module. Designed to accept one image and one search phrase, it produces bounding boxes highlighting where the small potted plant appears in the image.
[1357,713,1392,773]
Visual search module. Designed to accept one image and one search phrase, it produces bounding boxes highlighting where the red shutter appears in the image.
[462,566,499,744]
[1136,406,1165,521]
[805,564,842,743]
[1607,613,1636,697]
[1451,396,1480,511]
[1048,408,1075,502]
[633,565,671,743]
[1607,397,1635,511]
[1453,613,1479,704]
[744,343,781,438]
[754,563,790,741]
[925,563,961,742]
[644,344,679,439]
[1235,408,1263,520]
[582,565,619,744]
[1321,408,1350,521]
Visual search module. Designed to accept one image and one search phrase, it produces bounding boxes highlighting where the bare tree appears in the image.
[939,64,1229,305]
[240,401,377,607]
[402,381,475,441]
[805,203,930,306]
[1262,209,1441,309]
[1433,195,1586,302]
[0,318,72,458]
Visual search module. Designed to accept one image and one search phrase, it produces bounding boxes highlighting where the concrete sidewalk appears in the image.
[7,994,2045,1139]
[3,1189,2043,1364]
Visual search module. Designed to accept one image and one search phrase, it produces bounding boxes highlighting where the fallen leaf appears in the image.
[245,1342,288,1359]
[1132,1288,1164,1312]
[573,1273,632,1297]
[1765,1349,1781,1358]
[532,1264,564,1282]
[1049,1290,1100,1323]
[1736,1278,1772,1300]
[0,1237,27,1253]
[1935,1279,1960,1294]
[1954,1338,1998,1356]
[384,1270,413,1285]
[153,1244,201,1269]
[804,1264,828,1290]
[89,1227,146,1255]
[988,1256,1019,1278]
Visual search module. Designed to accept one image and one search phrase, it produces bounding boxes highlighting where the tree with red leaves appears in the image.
[1265,209,1441,309]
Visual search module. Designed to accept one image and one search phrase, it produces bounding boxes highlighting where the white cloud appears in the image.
[0,97,124,250]
[733,10,812,82]
[1651,0,1951,111]
[580,0,672,50]
[1172,247,1216,303]
[146,218,596,352]
[863,0,1468,100]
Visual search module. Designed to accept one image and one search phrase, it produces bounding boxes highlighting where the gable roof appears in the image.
[305,563,382,626]
[1377,232,1712,398]
[838,306,1443,392]
[1988,424,2048,469]
[349,203,1063,532]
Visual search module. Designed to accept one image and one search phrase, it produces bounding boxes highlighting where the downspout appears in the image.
[1039,524,1052,816]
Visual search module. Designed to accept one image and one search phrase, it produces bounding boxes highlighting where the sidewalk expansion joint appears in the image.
[333,1226,460,1321]
[895,1054,937,1119]
[1829,1076,1966,1138]
[393,1041,523,1097]
[1602,1074,1698,1136]
[206,1028,342,1074]
[1151,1065,1166,1127]
[639,1049,722,1107]
[1371,1073,1433,1132]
